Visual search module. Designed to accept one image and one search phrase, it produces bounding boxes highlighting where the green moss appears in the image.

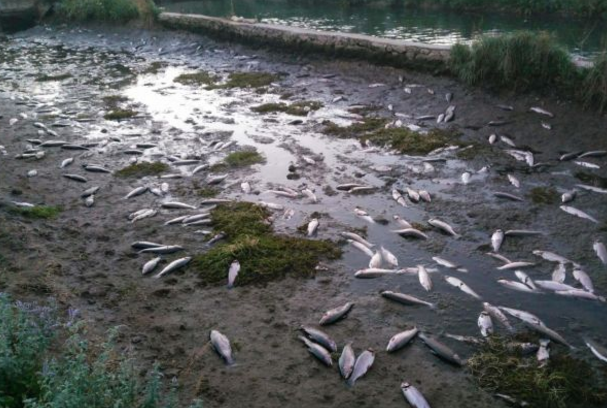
[347,105,381,115]
[456,143,498,160]
[191,202,341,286]
[9,206,62,219]
[251,101,323,116]
[575,171,607,188]
[196,187,220,198]
[174,71,218,86]
[411,222,431,232]
[322,118,389,138]
[211,150,265,171]
[114,162,168,178]
[141,61,166,75]
[208,72,280,90]
[468,337,607,408]
[104,109,137,121]
[56,0,139,22]
[367,127,458,155]
[35,73,72,82]
[528,186,559,204]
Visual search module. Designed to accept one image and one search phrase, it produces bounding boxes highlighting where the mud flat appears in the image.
[1,23,606,407]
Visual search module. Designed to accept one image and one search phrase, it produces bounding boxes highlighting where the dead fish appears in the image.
[537,339,550,367]
[319,302,354,325]
[574,160,600,169]
[380,246,398,267]
[181,213,211,224]
[62,174,87,183]
[407,188,420,203]
[535,280,577,292]
[300,336,332,366]
[507,174,520,188]
[192,164,209,175]
[348,186,376,194]
[339,343,355,379]
[153,256,191,278]
[387,327,419,353]
[210,330,234,365]
[493,191,523,201]
[302,155,316,165]
[561,191,576,203]
[478,311,493,337]
[504,230,544,237]
[369,251,383,269]
[428,218,459,237]
[444,276,482,299]
[123,186,148,199]
[576,184,607,194]
[444,334,484,345]
[560,205,598,223]
[444,105,456,122]
[573,268,594,292]
[432,256,467,272]
[523,320,571,348]
[529,107,554,117]
[392,189,408,207]
[496,104,514,111]
[418,333,464,366]
[418,265,432,291]
[307,218,319,237]
[500,135,516,147]
[551,263,567,283]
[206,232,226,247]
[515,270,537,290]
[301,326,337,352]
[227,260,240,289]
[555,289,605,302]
[578,150,607,158]
[340,232,373,248]
[392,228,428,240]
[559,152,581,161]
[483,302,514,332]
[172,159,200,166]
[354,207,375,224]
[584,338,607,363]
[161,201,197,210]
[594,241,607,265]
[84,195,95,207]
[488,134,497,144]
[83,164,111,173]
[393,215,412,229]
[541,122,552,130]
[139,245,183,254]
[336,183,366,191]
[418,190,431,202]
[369,83,385,88]
[207,174,228,185]
[60,158,74,168]
[302,188,317,203]
[401,382,431,408]
[488,120,512,126]
[436,113,445,123]
[27,169,37,178]
[347,349,375,386]
[258,201,284,210]
[381,291,436,309]
[491,229,504,252]
[498,279,540,293]
[62,144,90,151]
[532,250,572,265]
[354,269,407,279]
[142,257,162,275]
[461,172,471,184]
[40,140,67,147]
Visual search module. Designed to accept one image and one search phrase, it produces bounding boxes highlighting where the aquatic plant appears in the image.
[211,150,265,171]
[528,186,559,204]
[575,171,607,188]
[192,202,341,286]
[251,101,323,116]
[56,0,140,22]
[207,72,280,89]
[114,162,168,178]
[468,336,607,408]
[174,71,218,86]
[104,109,138,121]
[9,206,62,220]
[580,52,607,113]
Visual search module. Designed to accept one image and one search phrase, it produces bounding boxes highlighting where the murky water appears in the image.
[161,0,607,56]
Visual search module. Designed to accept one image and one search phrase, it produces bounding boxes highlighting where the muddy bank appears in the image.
[1,23,606,408]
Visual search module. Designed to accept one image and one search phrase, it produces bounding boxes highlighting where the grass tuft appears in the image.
[174,71,218,86]
[115,162,168,178]
[575,171,607,188]
[211,150,265,171]
[9,206,62,220]
[528,186,559,204]
[56,0,139,22]
[191,202,341,286]
[251,101,323,116]
[208,72,280,90]
[580,52,607,113]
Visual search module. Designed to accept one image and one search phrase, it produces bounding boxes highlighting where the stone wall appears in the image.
[158,12,451,71]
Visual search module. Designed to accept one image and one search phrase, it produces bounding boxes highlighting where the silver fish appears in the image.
[504,229,544,237]
[493,191,523,201]
[84,195,95,207]
[80,186,99,198]
[555,289,605,302]
[576,184,607,194]
[354,269,411,279]
[162,201,197,210]
[499,307,544,326]
[369,251,383,269]
[139,245,183,254]
[302,188,317,203]
[392,189,408,207]
[401,382,431,408]
[483,302,514,332]
[210,330,234,365]
[561,191,576,203]
[347,349,375,386]
[584,338,607,363]
[529,106,554,117]
[515,270,537,290]
[418,265,432,291]
[125,186,148,199]
[241,182,251,194]
[432,256,458,269]
[551,263,567,283]
[192,164,209,175]
[63,174,87,183]
[428,218,459,237]
[578,150,607,158]
[500,135,516,147]
[491,229,504,252]
[444,334,484,345]
[301,326,337,352]
[497,261,535,270]
[349,240,374,257]
[537,339,550,367]
[444,276,482,299]
[560,205,598,223]
[307,218,319,237]
[418,333,464,366]
[572,269,594,292]
[228,260,240,289]
[461,172,471,185]
[574,160,600,169]
[181,213,211,224]
[535,280,577,292]
[131,241,163,249]
[522,320,571,348]
[319,302,353,325]
[418,190,431,202]
[339,343,355,379]
[207,174,227,185]
[488,134,497,144]
[387,327,419,353]
[507,174,520,188]
[532,250,572,264]
[381,291,435,309]
[130,209,157,223]
[341,232,373,248]
[142,257,162,275]
[167,215,189,226]
[83,164,111,173]
[60,157,74,168]
[498,279,540,293]
[407,188,420,203]
[593,241,607,265]
[380,246,398,267]
[154,256,191,278]
[477,311,493,337]
[392,228,428,239]
[259,201,284,210]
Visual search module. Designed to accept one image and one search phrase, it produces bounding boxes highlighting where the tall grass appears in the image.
[581,52,607,112]
[0,294,201,408]
[55,0,155,22]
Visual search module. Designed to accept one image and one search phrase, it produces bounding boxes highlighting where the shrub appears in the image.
[56,0,140,22]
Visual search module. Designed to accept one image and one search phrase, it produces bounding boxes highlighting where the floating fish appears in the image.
[529,107,554,117]
[594,241,607,265]
[428,218,459,237]
[491,229,504,252]
[381,291,436,309]
[560,205,598,223]
[478,311,493,337]
[444,276,481,299]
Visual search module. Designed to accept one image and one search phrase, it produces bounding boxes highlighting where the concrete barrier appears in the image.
[158,12,451,71]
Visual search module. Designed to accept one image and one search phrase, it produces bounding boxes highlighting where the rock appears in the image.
[0,0,55,33]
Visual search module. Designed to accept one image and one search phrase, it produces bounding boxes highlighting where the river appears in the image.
[160,0,606,57]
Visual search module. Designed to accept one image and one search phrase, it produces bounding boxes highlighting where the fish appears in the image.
[535,280,577,292]
[493,191,523,201]
[62,174,87,183]
[355,268,413,278]
[227,260,240,289]
[515,270,537,290]
[380,246,398,267]
[302,188,317,203]
[504,230,544,237]
[83,164,111,173]
[488,134,497,144]
[444,105,456,122]
[478,311,493,337]
[259,201,284,210]
[302,155,316,165]
[11,201,35,208]
[84,195,95,207]
[206,232,226,247]
[444,276,482,300]
[537,339,550,367]
[125,186,148,199]
[584,338,607,363]
[560,205,598,223]
[499,307,544,326]
[500,135,516,147]
[61,144,90,151]
[339,343,355,379]
[210,330,234,365]
[483,302,514,332]
[307,218,319,237]
[142,257,162,275]
[369,251,383,269]
[139,245,184,254]
[428,218,459,237]
[130,209,157,223]
[593,241,607,265]
[576,184,607,194]
[432,256,466,272]
[392,189,408,207]
[26,169,37,178]
[529,107,554,117]
[162,201,197,210]
[347,349,375,386]
[192,164,209,175]
[498,279,540,293]
[574,160,600,169]
[418,265,432,291]
[560,152,581,161]
[579,150,607,158]
[207,174,227,185]
[181,213,211,224]
[340,232,373,248]
[561,191,576,203]
[522,320,571,348]
[300,336,332,366]
[381,291,436,309]
[401,382,431,408]
[354,207,375,224]
[60,158,74,168]
[387,327,419,353]
[437,113,445,123]
[418,333,464,366]
[497,261,535,270]
[172,159,200,166]
[461,172,471,184]
[491,229,504,252]
[131,241,163,250]
[541,122,552,130]
[444,334,484,345]
[336,183,366,191]
[301,326,337,352]
[418,190,431,202]
[349,240,374,257]
[532,250,573,265]
[507,174,520,188]
[392,228,428,239]
[555,289,605,302]
[319,302,353,325]
[573,268,594,292]
[551,263,567,283]
[153,256,191,278]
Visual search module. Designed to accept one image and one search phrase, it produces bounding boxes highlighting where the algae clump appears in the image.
[104,109,137,121]
[115,162,168,178]
[192,203,341,286]
[529,186,559,204]
[208,72,280,90]
[174,71,218,86]
[251,101,323,116]
[9,205,62,219]
[211,150,265,171]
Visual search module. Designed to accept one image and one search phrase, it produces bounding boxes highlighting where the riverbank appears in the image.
[1,21,607,407]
